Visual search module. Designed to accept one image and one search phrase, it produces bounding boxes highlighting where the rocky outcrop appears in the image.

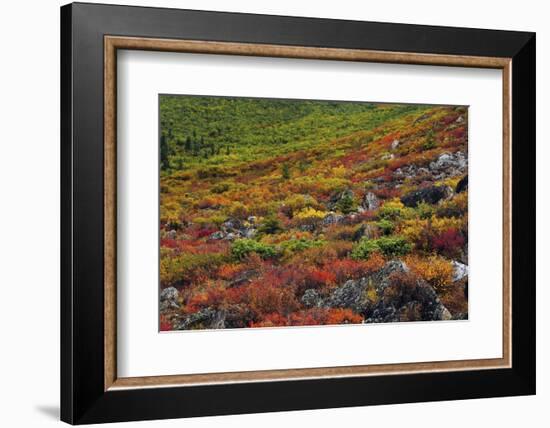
[393,164,431,181]
[321,260,452,323]
[400,185,452,207]
[301,289,323,308]
[179,308,226,330]
[209,218,256,240]
[429,151,467,179]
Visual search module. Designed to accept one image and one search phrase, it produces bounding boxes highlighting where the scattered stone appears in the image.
[456,116,464,123]
[322,212,344,226]
[160,287,180,311]
[221,218,243,232]
[243,228,257,239]
[451,261,469,282]
[400,185,452,207]
[166,230,177,239]
[208,230,226,240]
[391,139,400,150]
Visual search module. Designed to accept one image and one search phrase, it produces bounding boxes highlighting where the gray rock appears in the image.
[221,218,243,232]
[301,289,324,308]
[243,228,257,239]
[160,287,180,311]
[224,232,237,241]
[322,212,344,226]
[451,261,469,282]
[208,230,226,240]
[391,139,400,150]
[328,260,409,313]
[327,277,370,313]
[362,192,380,211]
[429,152,468,178]
[247,216,257,224]
[166,230,177,239]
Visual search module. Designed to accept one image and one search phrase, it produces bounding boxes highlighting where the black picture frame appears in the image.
[61,2,535,424]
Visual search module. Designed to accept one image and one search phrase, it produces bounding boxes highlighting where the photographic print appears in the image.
[159,95,468,331]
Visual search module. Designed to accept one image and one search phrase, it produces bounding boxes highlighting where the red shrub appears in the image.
[160,238,179,249]
[432,227,465,258]
[196,228,217,239]
[159,315,172,331]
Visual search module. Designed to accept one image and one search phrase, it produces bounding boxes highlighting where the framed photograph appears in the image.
[61,2,535,424]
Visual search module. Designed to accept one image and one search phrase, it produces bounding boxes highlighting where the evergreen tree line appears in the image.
[160,130,233,170]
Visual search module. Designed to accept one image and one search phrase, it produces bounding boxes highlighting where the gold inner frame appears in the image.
[104,35,512,391]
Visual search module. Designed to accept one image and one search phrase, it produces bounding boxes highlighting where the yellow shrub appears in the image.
[294,207,327,221]
[331,165,347,178]
[405,254,453,291]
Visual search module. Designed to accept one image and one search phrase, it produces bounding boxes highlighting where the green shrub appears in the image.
[280,238,325,256]
[211,181,232,194]
[231,239,278,260]
[423,128,436,149]
[416,202,434,220]
[376,236,412,257]
[336,193,357,214]
[351,239,381,260]
[257,216,283,235]
[351,236,411,259]
[378,201,404,220]
[160,252,227,286]
[376,219,395,235]
[281,163,291,179]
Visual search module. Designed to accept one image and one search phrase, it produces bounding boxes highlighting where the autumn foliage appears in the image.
[159,96,468,330]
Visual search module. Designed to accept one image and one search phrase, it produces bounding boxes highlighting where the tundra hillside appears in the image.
[159,96,469,330]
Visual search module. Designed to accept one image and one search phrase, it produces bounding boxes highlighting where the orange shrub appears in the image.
[303,268,337,290]
[247,282,299,316]
[324,308,363,324]
[216,263,243,281]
